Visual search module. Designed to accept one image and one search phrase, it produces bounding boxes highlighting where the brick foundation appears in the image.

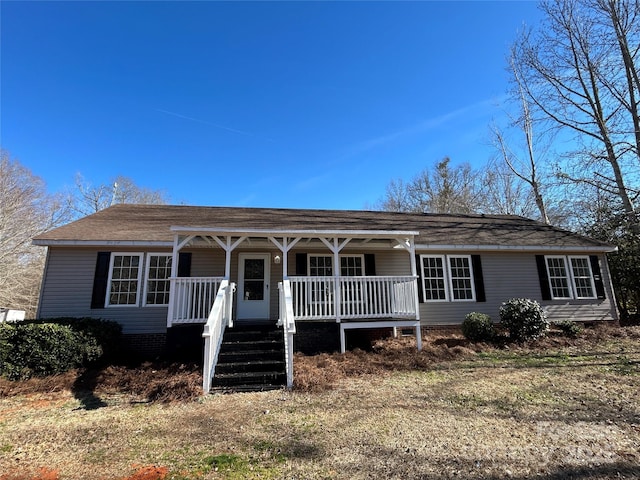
[123,333,167,358]
[422,325,464,336]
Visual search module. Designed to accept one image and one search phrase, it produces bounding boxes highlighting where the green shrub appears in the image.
[22,317,122,362]
[0,323,85,379]
[553,320,583,338]
[462,312,495,341]
[499,298,549,342]
[0,318,122,380]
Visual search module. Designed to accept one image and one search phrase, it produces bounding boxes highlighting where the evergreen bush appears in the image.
[0,318,122,380]
[461,312,495,341]
[499,298,549,342]
[553,319,583,338]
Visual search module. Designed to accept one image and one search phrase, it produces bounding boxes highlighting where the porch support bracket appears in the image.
[268,236,302,279]
[211,235,247,278]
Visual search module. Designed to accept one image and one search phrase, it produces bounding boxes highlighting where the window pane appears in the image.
[340,256,363,276]
[244,259,264,280]
[309,256,332,276]
[422,256,447,301]
[546,257,571,298]
[108,254,142,306]
[244,280,264,301]
[146,255,172,305]
[570,257,595,298]
[449,256,474,300]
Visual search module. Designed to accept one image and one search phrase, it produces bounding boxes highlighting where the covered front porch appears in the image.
[163,226,423,391]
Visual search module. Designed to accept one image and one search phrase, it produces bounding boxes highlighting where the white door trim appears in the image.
[237,253,271,321]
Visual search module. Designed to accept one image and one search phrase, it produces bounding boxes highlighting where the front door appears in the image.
[237,253,271,322]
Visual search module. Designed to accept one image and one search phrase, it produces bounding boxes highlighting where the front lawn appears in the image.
[1,325,639,479]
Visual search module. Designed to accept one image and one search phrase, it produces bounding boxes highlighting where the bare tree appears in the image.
[593,0,640,162]
[379,179,414,212]
[491,50,553,223]
[70,173,169,217]
[479,158,539,218]
[513,0,639,215]
[0,151,70,316]
[380,158,483,214]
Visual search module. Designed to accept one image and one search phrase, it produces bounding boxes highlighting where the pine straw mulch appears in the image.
[0,362,202,404]
[292,323,640,391]
[0,323,638,402]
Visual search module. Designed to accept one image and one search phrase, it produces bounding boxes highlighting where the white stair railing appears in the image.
[202,280,236,393]
[278,280,296,390]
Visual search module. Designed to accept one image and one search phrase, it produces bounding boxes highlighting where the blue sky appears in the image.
[1,1,543,210]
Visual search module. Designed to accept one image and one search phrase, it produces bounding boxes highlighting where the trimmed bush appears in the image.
[462,312,495,341]
[553,320,583,338]
[22,317,122,362]
[499,298,549,342]
[0,318,122,380]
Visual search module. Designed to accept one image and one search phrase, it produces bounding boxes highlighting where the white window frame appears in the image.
[419,254,449,302]
[308,255,333,277]
[569,256,597,299]
[545,255,572,299]
[307,254,365,277]
[143,253,173,307]
[339,254,365,277]
[420,254,476,303]
[545,255,596,300]
[106,253,144,307]
[447,255,476,302]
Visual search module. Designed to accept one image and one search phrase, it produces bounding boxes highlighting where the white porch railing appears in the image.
[202,280,236,393]
[169,276,225,325]
[278,280,296,390]
[289,275,418,321]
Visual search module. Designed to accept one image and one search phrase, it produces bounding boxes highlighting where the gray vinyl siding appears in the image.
[418,251,617,325]
[285,249,413,277]
[366,249,414,276]
[38,247,171,334]
[38,246,617,336]
[189,249,225,277]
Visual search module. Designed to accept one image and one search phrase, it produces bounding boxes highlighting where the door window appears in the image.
[243,258,265,301]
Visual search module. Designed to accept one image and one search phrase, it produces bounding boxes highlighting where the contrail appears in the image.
[156,108,256,137]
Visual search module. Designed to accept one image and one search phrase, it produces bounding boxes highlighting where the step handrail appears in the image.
[202,279,236,393]
[278,279,296,389]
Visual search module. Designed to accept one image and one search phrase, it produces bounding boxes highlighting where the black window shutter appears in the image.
[178,252,192,277]
[589,255,607,299]
[296,253,307,275]
[536,255,552,301]
[471,255,486,302]
[415,254,425,303]
[91,252,111,309]
[364,253,376,276]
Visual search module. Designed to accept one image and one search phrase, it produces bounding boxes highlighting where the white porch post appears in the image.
[396,236,422,351]
[408,238,422,351]
[319,237,351,323]
[167,234,195,328]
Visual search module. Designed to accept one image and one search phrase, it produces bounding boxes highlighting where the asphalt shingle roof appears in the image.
[32,204,612,250]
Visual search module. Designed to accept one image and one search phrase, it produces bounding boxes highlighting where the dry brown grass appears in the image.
[0,324,639,479]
